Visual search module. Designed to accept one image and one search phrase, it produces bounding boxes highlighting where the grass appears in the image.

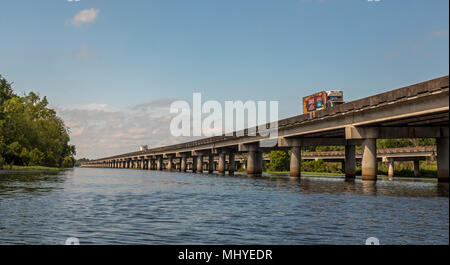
[265,170,345,176]
[0,165,67,171]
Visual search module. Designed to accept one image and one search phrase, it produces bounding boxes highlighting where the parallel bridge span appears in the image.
[82,76,449,182]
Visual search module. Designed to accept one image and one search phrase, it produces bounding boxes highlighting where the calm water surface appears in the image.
[0,168,448,245]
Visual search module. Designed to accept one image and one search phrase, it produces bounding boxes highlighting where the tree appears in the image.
[0,74,76,168]
[268,151,290,171]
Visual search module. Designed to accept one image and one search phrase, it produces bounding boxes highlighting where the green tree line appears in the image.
[0,74,76,169]
[268,139,436,172]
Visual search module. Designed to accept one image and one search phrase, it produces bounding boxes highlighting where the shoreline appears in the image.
[263,170,438,179]
[0,166,68,172]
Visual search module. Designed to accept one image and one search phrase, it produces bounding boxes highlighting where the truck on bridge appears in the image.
[303,91,344,113]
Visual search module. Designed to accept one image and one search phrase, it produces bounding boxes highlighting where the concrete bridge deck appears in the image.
[82,76,449,182]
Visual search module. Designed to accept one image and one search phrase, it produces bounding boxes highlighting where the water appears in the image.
[0,168,448,245]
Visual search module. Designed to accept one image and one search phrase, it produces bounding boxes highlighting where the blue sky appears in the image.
[0,0,448,158]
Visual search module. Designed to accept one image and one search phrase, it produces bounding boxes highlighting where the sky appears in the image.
[0,0,448,159]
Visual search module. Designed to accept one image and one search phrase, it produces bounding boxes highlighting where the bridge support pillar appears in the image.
[208,155,214,174]
[257,151,263,175]
[229,152,235,175]
[388,159,394,177]
[196,155,203,173]
[362,138,377,181]
[167,156,173,171]
[156,157,163,171]
[181,156,187,172]
[150,159,153,170]
[437,137,449,182]
[290,146,301,178]
[345,144,356,179]
[247,145,262,177]
[413,160,420,177]
[218,152,226,175]
[192,156,198,173]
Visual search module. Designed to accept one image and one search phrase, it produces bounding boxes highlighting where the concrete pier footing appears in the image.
[345,145,356,179]
[218,153,226,175]
[156,157,162,171]
[247,148,257,176]
[181,156,187,172]
[388,159,394,177]
[167,157,173,171]
[362,138,377,181]
[413,160,420,177]
[208,155,214,174]
[247,145,263,177]
[290,146,301,178]
[229,153,235,175]
[196,155,203,173]
[192,156,198,173]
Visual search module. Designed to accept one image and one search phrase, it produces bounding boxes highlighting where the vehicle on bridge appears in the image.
[303,91,344,113]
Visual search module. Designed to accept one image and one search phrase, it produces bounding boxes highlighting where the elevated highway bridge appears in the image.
[82,76,449,182]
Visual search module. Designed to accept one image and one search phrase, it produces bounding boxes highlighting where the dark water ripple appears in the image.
[0,168,448,245]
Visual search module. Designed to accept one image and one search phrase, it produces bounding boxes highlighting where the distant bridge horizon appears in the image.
[82,75,449,182]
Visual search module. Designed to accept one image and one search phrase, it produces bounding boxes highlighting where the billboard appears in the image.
[302,92,326,113]
[302,91,344,113]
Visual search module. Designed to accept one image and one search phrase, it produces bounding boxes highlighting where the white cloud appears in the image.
[69,8,100,27]
[54,101,202,159]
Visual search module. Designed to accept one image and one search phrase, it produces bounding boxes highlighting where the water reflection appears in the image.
[0,168,448,245]
[254,173,448,198]
[0,170,68,197]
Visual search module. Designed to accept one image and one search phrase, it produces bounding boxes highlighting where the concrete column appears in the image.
[196,155,203,173]
[345,144,356,179]
[192,156,198,173]
[247,146,263,176]
[247,149,257,176]
[290,146,301,178]
[437,137,449,182]
[388,159,394,177]
[362,138,377,181]
[256,151,263,175]
[141,158,145,169]
[218,152,226,174]
[181,156,187,172]
[167,157,173,171]
[229,153,235,175]
[156,157,163,171]
[208,155,214,174]
[413,160,420,177]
